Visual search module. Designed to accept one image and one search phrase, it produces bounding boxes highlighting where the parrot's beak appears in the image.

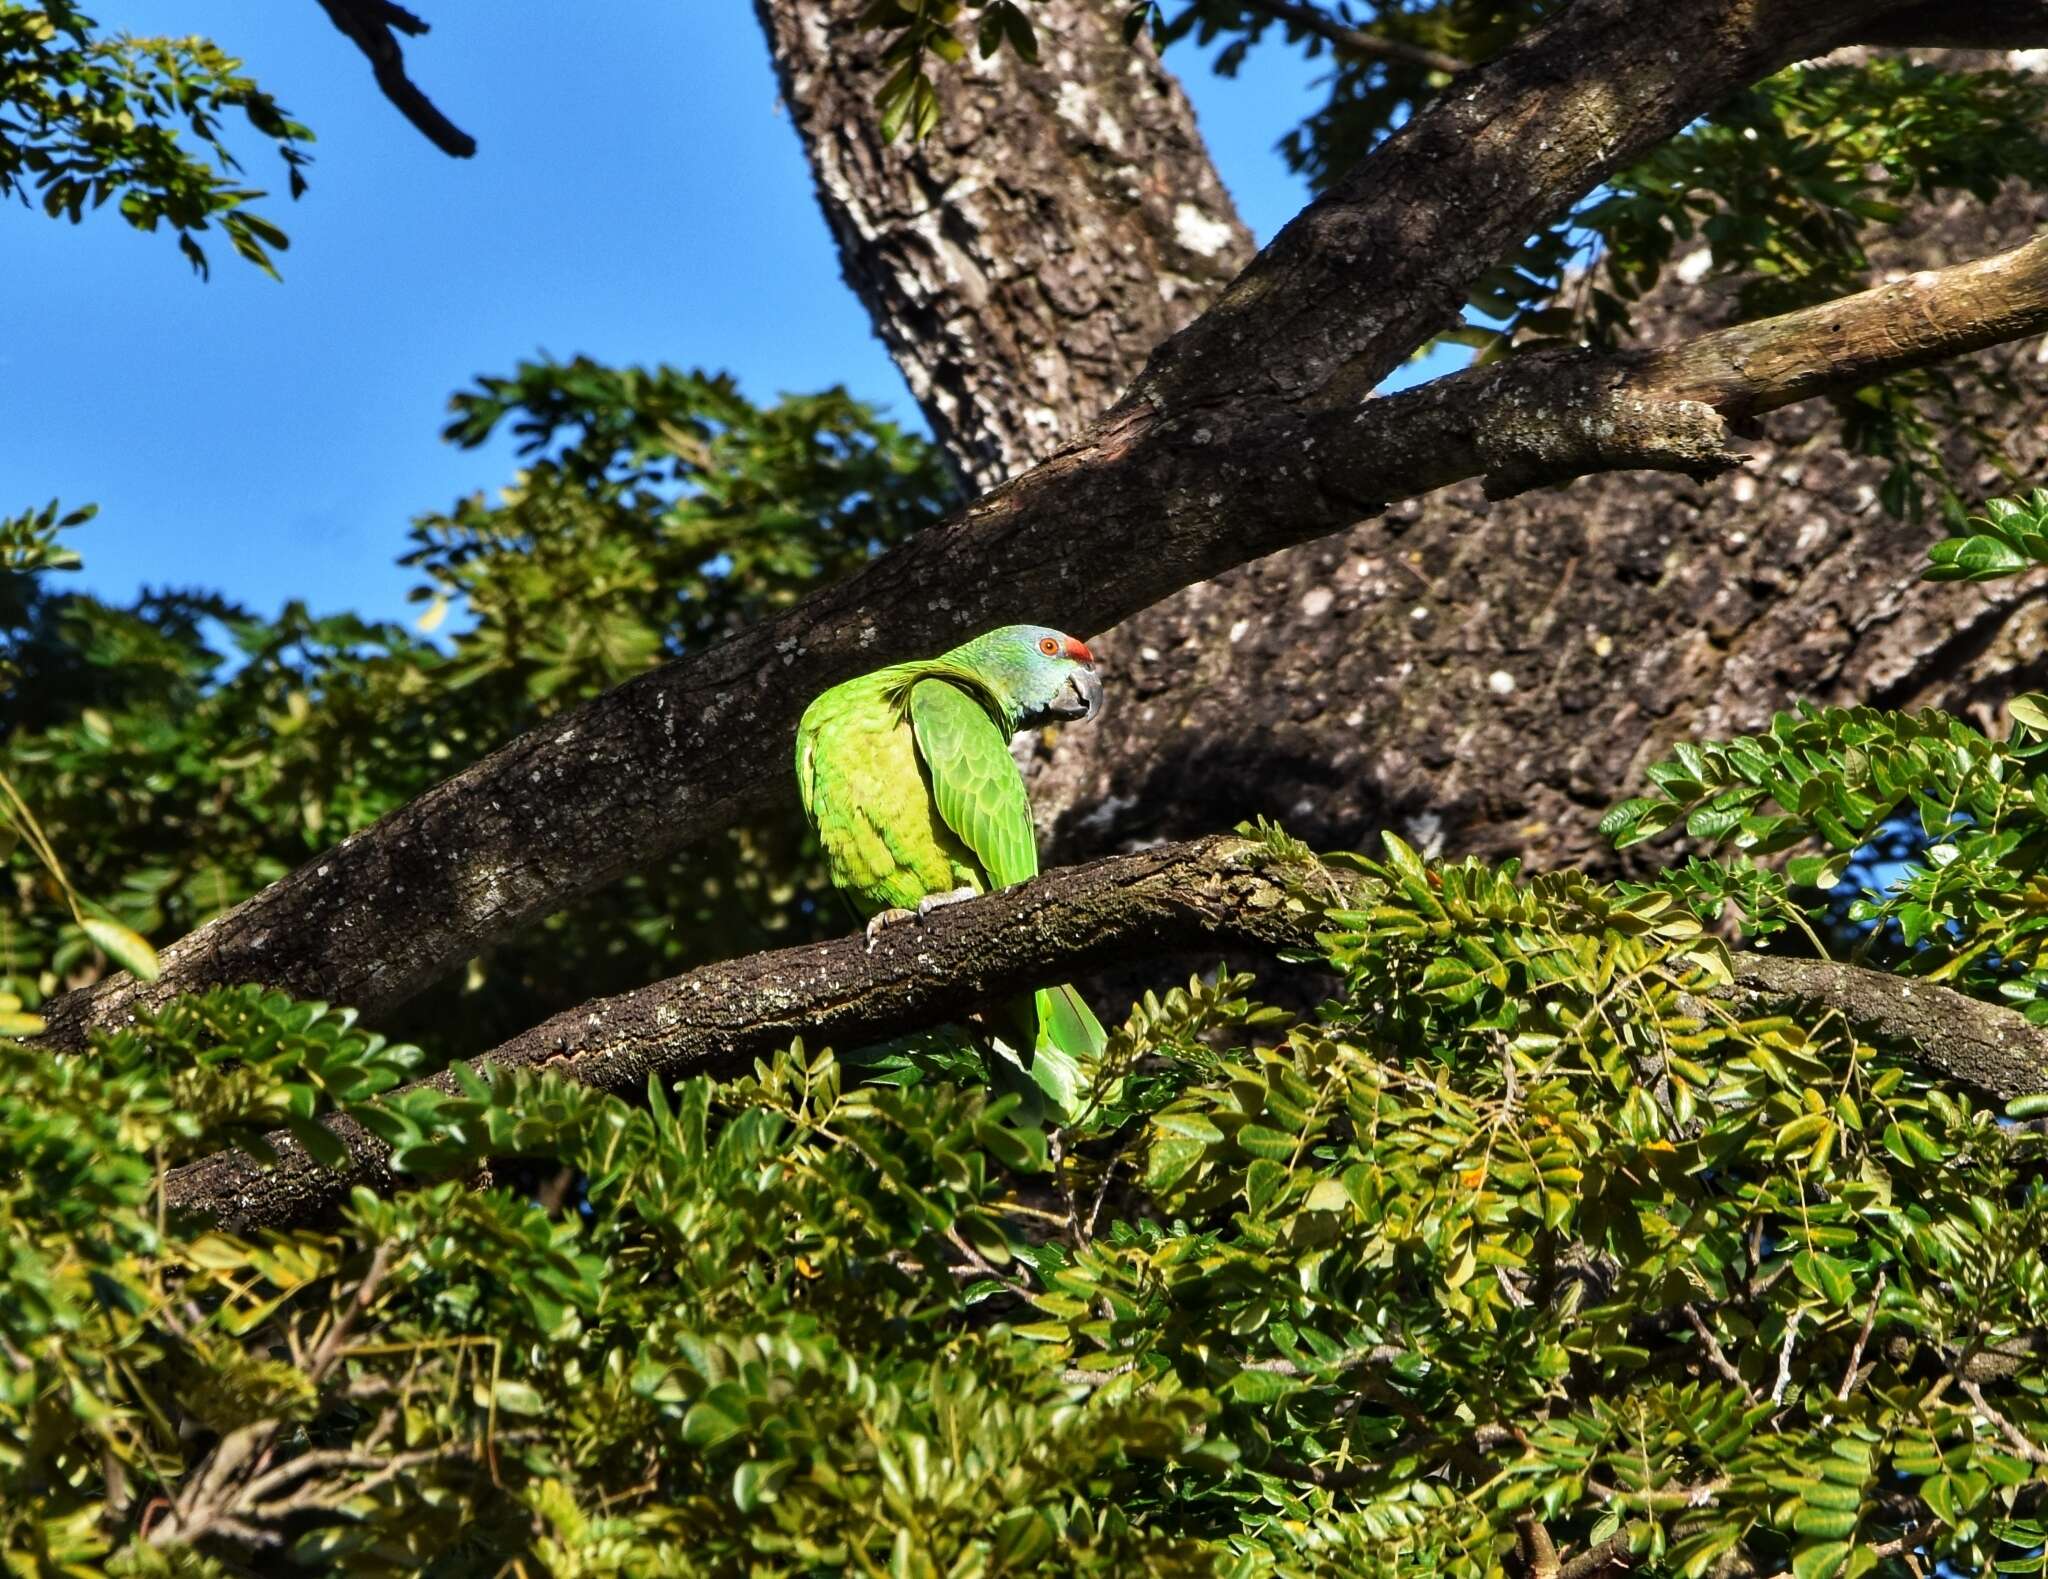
[1062,665,1104,723]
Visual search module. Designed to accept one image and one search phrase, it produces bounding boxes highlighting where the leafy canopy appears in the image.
[0,1,309,275]
[0,360,953,1056]
[5,491,2048,1572]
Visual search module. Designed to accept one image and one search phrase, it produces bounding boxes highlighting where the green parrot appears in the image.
[795,624,1108,1112]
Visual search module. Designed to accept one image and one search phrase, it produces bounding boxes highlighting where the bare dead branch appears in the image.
[1684,1302,1761,1402]
[1637,233,2048,419]
[1960,1377,2048,1464]
[313,0,475,157]
[1838,1272,1888,1402]
[1772,1309,1803,1406]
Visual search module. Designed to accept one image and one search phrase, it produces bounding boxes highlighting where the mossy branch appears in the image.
[163,834,2048,1233]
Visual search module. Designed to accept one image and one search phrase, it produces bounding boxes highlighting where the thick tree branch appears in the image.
[1127,0,1894,412]
[313,0,475,158]
[40,220,2048,1050]
[162,832,2048,1234]
[1715,954,2048,1104]
[1234,0,1469,75]
[162,835,1310,1231]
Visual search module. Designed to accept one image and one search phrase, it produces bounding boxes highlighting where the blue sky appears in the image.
[12,5,1450,629]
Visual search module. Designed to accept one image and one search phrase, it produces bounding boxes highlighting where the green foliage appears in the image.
[417,357,953,700]
[909,5,2048,512]
[1451,59,2048,360]
[0,498,89,574]
[1601,680,2048,1023]
[6,808,2045,1570]
[855,0,1041,141]
[1926,488,2048,582]
[15,512,2048,1564]
[0,360,952,1054]
[0,1,310,275]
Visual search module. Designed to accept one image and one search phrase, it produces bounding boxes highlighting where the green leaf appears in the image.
[2008,694,2048,735]
[80,917,161,982]
[285,1117,350,1171]
[1790,1539,1851,1579]
[1226,1367,1302,1403]
[1236,1123,1297,1161]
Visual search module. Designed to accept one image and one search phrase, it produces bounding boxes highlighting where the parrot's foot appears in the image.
[916,886,979,919]
[864,907,917,951]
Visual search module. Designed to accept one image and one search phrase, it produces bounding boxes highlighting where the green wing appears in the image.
[908,678,1037,890]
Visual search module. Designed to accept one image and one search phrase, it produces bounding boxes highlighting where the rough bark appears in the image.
[163,835,1311,1231]
[163,832,2048,1234]
[1030,186,2048,875]
[753,0,2048,898]
[34,0,1920,1045]
[754,0,1253,493]
[1716,954,2048,1103]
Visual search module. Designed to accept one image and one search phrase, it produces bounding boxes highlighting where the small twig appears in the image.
[1060,1360,1139,1387]
[1049,1129,1084,1247]
[1959,1378,2048,1465]
[1261,1449,1372,1492]
[308,1242,394,1386]
[1768,1309,1803,1406]
[1836,1272,1886,1403]
[1085,1153,1121,1240]
[1684,1303,1760,1402]
[312,0,476,157]
[943,1226,1032,1298]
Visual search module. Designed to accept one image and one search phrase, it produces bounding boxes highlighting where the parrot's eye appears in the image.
[1038,636,1059,656]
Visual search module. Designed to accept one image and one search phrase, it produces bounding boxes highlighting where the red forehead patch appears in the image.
[1066,636,1095,664]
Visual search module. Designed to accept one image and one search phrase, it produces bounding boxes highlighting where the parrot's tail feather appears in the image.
[976,984,1106,1121]
[1035,983,1106,1059]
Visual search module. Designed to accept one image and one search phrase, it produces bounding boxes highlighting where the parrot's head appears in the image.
[955,624,1103,729]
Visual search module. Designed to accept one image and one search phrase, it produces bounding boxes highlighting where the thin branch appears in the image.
[1684,1302,1761,1403]
[159,832,2048,1235]
[312,0,475,157]
[1236,0,1468,74]
[1959,1377,2048,1465]
[1837,1272,1887,1403]
[1772,1309,1803,1406]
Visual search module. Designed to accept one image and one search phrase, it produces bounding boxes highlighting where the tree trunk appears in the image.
[753,0,1254,494]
